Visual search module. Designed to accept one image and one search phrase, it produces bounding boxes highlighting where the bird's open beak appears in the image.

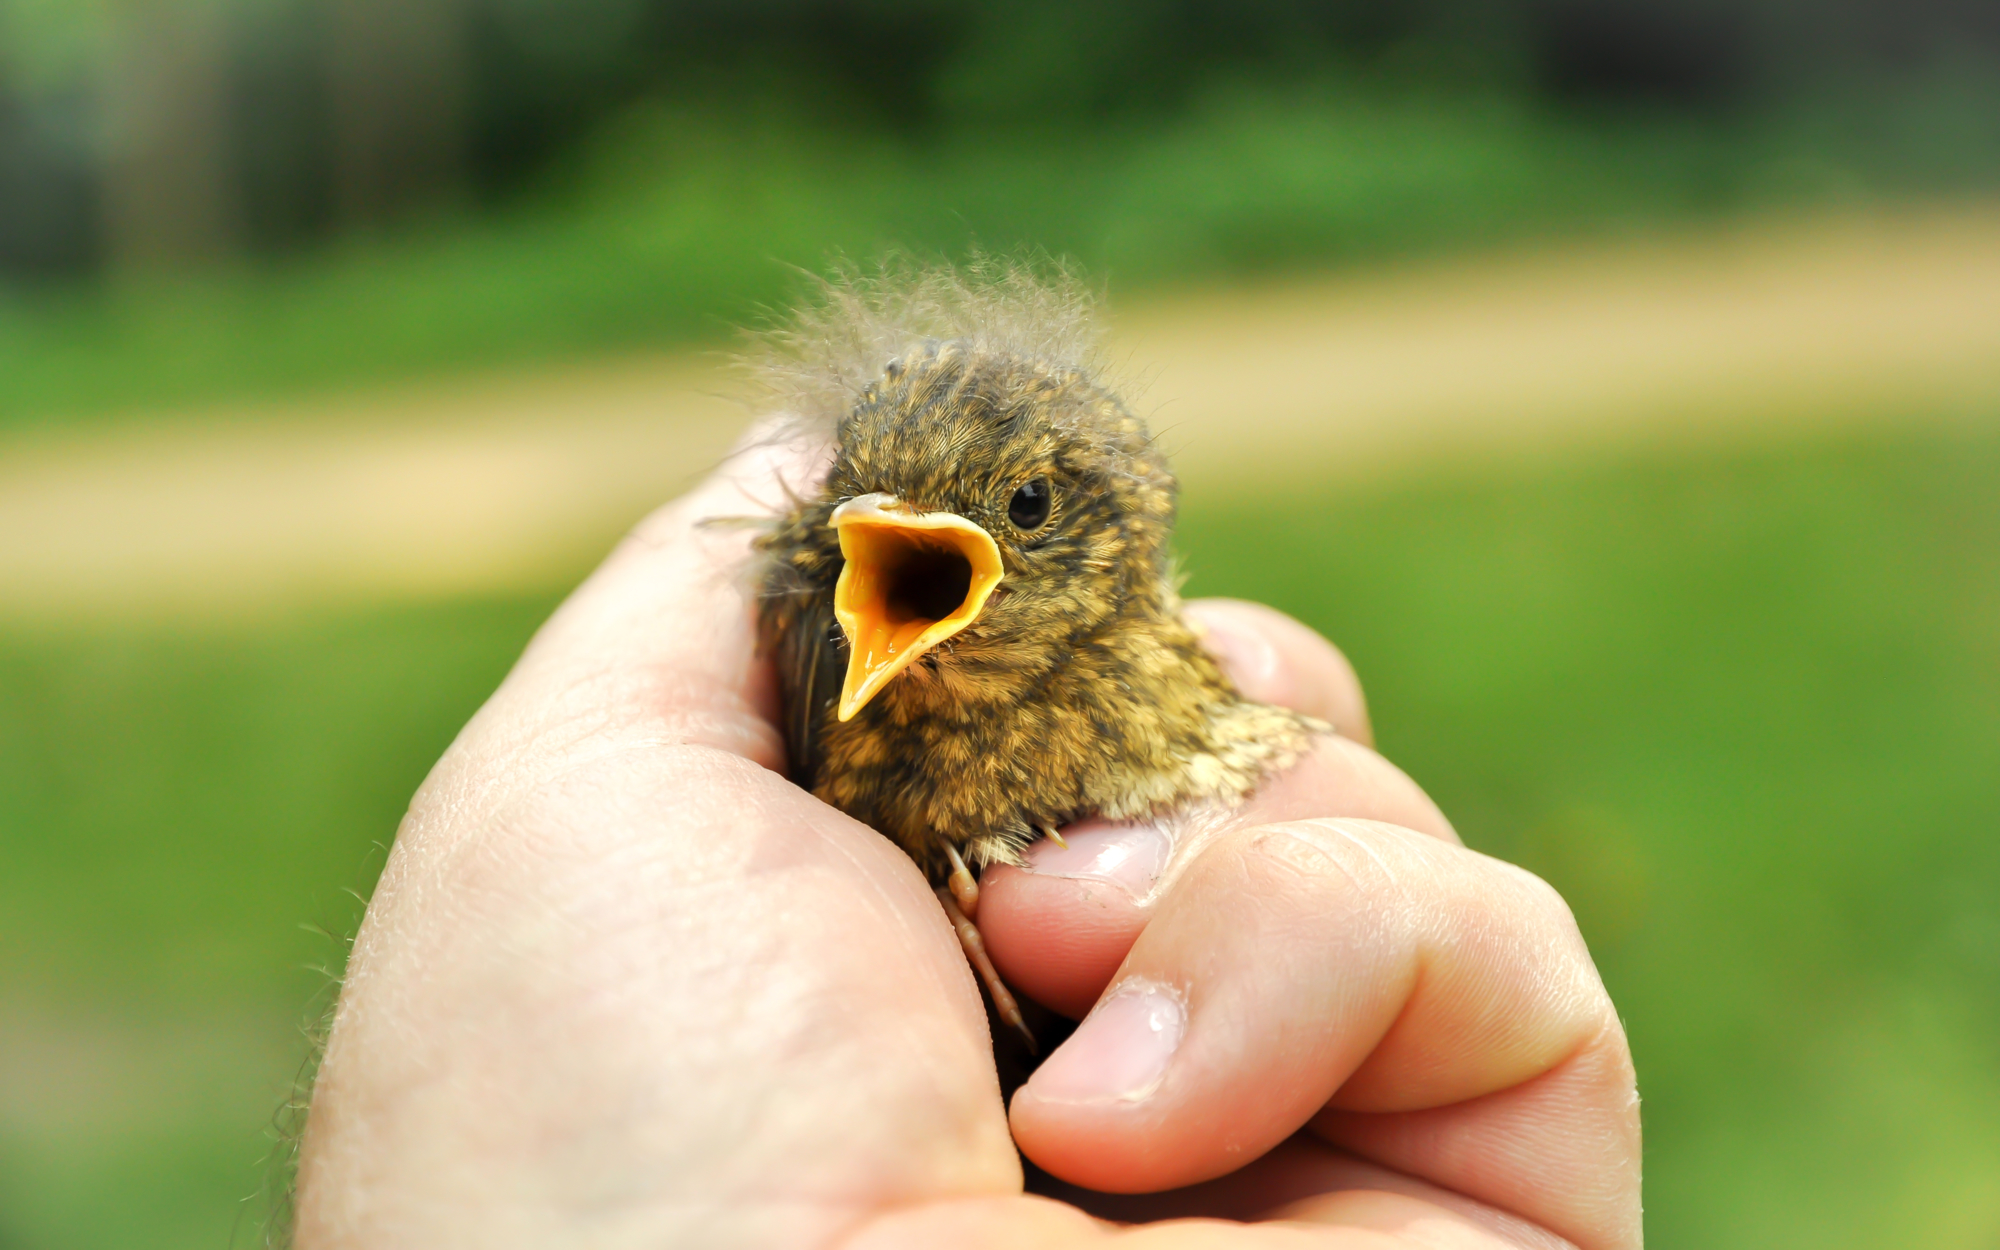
[830,492,1005,721]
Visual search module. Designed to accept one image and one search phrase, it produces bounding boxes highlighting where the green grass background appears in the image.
[3,423,1996,1247]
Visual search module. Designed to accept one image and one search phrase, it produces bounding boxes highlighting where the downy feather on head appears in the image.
[740,252,1129,463]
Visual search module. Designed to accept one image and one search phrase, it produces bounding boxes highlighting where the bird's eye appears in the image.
[1007,478,1052,531]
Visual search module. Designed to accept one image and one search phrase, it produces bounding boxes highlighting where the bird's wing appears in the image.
[769,589,845,790]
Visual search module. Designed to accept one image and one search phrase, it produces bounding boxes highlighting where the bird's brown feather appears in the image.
[754,265,1321,880]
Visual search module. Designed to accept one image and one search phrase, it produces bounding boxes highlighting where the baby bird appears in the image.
[753,262,1320,1049]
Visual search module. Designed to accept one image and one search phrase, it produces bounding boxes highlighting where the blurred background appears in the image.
[2,0,1998,1245]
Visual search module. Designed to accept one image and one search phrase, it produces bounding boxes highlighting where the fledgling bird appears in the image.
[752,262,1322,1049]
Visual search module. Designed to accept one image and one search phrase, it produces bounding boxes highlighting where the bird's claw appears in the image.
[944,843,980,918]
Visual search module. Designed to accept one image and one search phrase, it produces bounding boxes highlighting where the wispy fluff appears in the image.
[741,252,1109,443]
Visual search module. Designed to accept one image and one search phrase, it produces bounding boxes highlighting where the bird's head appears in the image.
[823,338,1175,720]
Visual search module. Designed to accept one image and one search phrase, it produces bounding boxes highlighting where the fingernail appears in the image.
[1025,982,1186,1104]
[1023,819,1169,897]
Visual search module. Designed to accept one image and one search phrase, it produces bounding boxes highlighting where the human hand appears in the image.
[294,446,1640,1248]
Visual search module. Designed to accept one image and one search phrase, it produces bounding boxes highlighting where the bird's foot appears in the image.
[935,886,1038,1056]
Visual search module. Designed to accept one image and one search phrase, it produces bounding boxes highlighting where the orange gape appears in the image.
[830,493,1005,721]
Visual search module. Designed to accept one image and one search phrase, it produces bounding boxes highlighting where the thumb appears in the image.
[497,434,826,771]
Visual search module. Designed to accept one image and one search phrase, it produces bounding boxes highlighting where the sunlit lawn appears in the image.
[1,422,1996,1247]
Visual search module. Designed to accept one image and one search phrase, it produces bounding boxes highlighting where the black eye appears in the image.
[1008,478,1052,531]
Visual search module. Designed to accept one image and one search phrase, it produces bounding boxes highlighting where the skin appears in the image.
[294,442,1642,1249]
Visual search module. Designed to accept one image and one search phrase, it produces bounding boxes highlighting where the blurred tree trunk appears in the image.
[324,0,471,229]
[99,0,242,272]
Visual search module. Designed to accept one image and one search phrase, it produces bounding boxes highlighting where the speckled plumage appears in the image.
[754,264,1320,881]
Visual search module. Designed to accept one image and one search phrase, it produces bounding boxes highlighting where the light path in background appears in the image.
[0,359,748,621]
[4,205,1999,623]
